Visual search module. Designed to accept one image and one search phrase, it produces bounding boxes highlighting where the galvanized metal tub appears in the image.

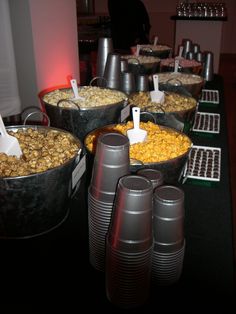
[39,86,128,142]
[121,56,161,76]
[84,124,192,184]
[0,125,83,238]
[128,91,197,133]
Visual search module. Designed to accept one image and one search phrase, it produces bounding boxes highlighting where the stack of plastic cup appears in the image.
[152,185,185,286]
[136,74,149,92]
[120,71,136,95]
[182,39,192,58]
[88,132,130,272]
[103,53,121,90]
[106,175,153,309]
[96,37,114,79]
[202,51,214,81]
[137,168,164,190]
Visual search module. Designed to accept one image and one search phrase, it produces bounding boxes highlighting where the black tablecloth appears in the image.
[0,75,235,312]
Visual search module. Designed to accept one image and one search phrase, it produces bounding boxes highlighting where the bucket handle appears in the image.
[70,149,86,199]
[23,110,50,126]
[130,158,144,166]
[89,76,107,87]
[141,46,153,53]
[57,99,81,111]
[166,77,183,87]
[127,57,140,65]
[140,111,157,123]
[143,104,166,115]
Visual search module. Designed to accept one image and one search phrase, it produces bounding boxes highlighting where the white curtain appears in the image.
[0,0,21,117]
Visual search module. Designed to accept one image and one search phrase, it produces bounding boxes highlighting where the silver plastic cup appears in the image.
[186,51,194,60]
[192,43,200,54]
[195,51,204,63]
[152,240,185,286]
[136,74,149,92]
[89,132,130,203]
[107,175,153,253]
[120,71,136,95]
[153,185,185,253]
[120,59,128,72]
[202,51,214,81]
[106,243,152,308]
[96,37,113,78]
[103,53,121,90]
[137,168,164,190]
[182,39,192,58]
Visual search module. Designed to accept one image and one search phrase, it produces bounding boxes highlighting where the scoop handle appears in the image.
[174,59,180,73]
[153,74,159,91]
[132,107,141,130]
[70,79,80,99]
[154,36,158,45]
[136,44,141,56]
[0,114,8,137]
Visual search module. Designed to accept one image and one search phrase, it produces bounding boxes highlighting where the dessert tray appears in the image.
[182,145,221,184]
[199,89,219,106]
[192,112,220,134]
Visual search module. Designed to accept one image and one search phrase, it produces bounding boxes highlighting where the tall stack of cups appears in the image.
[106,175,153,309]
[120,71,136,95]
[136,74,149,92]
[103,53,121,90]
[152,185,185,286]
[202,51,214,81]
[96,37,114,85]
[88,133,130,272]
[182,39,192,58]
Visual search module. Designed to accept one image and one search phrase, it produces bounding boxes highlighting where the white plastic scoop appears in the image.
[135,44,141,56]
[0,114,22,158]
[70,79,84,101]
[127,107,147,145]
[173,59,180,73]
[153,36,158,45]
[150,74,165,103]
[175,46,184,60]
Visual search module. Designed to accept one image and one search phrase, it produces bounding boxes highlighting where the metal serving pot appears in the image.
[160,61,202,75]
[139,45,172,59]
[39,86,128,141]
[149,72,205,100]
[84,124,192,184]
[0,125,83,238]
[121,56,160,76]
[128,91,197,133]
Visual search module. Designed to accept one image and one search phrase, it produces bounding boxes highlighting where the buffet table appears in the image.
[0,75,235,312]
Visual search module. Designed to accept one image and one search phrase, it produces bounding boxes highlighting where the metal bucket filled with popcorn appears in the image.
[0,125,84,238]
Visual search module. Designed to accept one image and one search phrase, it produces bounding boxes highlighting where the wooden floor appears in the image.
[218,53,236,272]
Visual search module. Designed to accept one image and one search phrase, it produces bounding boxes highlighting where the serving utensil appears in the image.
[70,79,85,100]
[0,114,22,158]
[127,107,147,144]
[153,36,158,45]
[175,46,184,60]
[150,74,165,103]
[135,44,141,56]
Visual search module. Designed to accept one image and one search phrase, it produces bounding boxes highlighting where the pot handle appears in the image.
[127,57,140,65]
[89,76,107,87]
[130,158,144,166]
[57,99,81,111]
[23,110,50,126]
[140,111,156,123]
[141,46,153,53]
[166,77,183,86]
[70,149,86,199]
